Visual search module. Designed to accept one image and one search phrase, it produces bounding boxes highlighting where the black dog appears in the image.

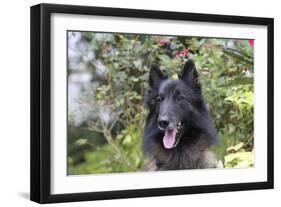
[143,60,218,171]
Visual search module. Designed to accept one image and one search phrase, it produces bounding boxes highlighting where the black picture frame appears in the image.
[30,3,274,204]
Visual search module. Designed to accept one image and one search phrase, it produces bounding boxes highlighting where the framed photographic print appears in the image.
[30,3,274,203]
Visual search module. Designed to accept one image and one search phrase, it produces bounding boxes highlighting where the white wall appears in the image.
[0,0,279,206]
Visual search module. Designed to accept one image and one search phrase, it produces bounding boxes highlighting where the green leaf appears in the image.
[222,47,253,64]
[228,124,236,134]
[220,77,253,87]
[171,73,178,80]
[226,142,244,152]
[224,151,253,168]
[122,135,133,146]
[75,138,88,146]
[159,54,171,62]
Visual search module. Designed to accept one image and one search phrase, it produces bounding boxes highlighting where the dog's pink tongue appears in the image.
[163,129,177,149]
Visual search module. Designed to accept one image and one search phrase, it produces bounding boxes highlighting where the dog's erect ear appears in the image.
[149,64,165,87]
[179,60,200,88]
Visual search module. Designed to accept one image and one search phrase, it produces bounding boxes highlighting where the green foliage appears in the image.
[70,124,145,174]
[67,32,254,174]
[224,142,254,168]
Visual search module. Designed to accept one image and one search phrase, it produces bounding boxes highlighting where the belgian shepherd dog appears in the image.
[143,60,219,171]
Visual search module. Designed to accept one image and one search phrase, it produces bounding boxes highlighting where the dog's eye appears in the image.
[176,96,184,102]
[156,96,162,103]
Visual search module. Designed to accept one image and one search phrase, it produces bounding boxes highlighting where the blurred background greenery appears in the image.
[67,31,254,175]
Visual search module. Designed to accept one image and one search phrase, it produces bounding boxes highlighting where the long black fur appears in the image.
[143,60,219,171]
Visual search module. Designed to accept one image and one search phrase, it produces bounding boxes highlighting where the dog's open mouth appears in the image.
[162,122,184,149]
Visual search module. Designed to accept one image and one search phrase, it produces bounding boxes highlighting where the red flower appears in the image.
[176,48,189,59]
[249,39,254,46]
[159,39,170,46]
[182,48,189,56]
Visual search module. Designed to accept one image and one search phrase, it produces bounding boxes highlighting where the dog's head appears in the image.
[145,60,217,149]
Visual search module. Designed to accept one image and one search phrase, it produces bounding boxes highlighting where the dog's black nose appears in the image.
[158,119,169,129]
